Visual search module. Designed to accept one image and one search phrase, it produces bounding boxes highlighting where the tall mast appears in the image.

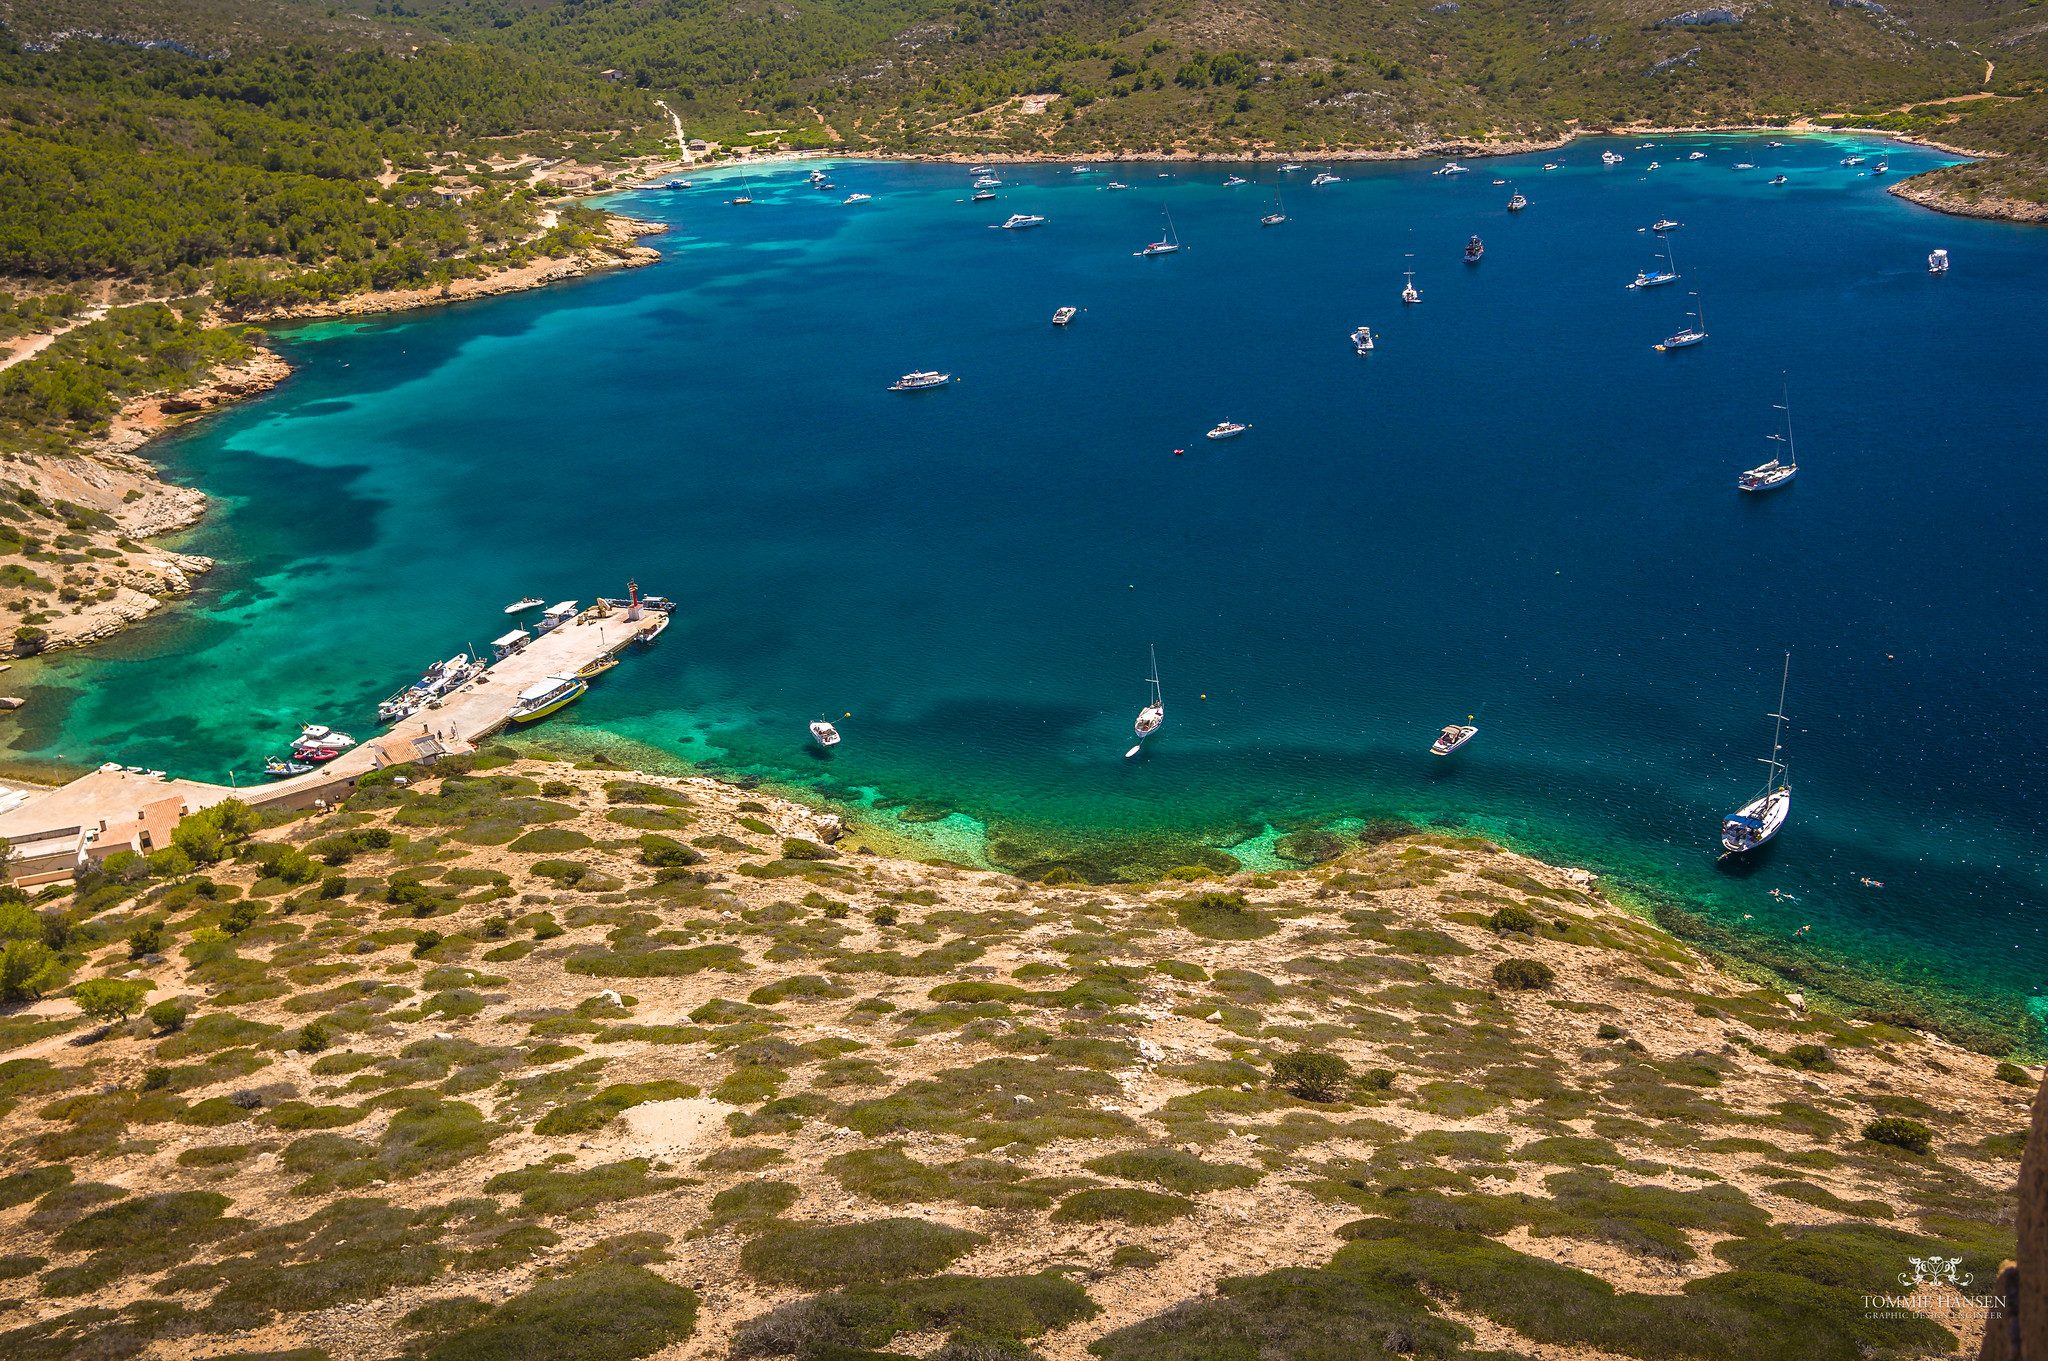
[1148,644,1162,706]
[1759,652,1790,793]
[1779,375,1796,463]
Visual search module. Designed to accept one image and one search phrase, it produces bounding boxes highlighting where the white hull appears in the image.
[1722,787,1791,854]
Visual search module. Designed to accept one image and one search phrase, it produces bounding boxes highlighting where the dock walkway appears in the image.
[0,596,665,884]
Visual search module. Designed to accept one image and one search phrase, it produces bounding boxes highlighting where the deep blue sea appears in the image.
[23,136,2048,1036]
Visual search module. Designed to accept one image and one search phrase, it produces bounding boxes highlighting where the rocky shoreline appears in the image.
[9,215,665,659]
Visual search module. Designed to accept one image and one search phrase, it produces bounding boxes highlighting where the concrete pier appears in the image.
[0,596,666,884]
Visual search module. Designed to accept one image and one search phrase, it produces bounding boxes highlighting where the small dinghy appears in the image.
[1431,722,1479,756]
[264,757,313,778]
[809,719,842,748]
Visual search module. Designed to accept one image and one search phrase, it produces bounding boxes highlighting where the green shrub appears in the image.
[534,1080,698,1136]
[740,1218,985,1288]
[1050,1188,1195,1225]
[0,938,60,1001]
[1175,891,1277,941]
[1492,958,1555,991]
[1862,1117,1933,1156]
[1488,903,1539,935]
[423,1264,697,1361]
[485,1158,686,1215]
[1083,1147,1261,1193]
[1273,1049,1351,1103]
[145,998,190,1032]
[510,828,594,854]
[127,920,166,958]
[780,838,837,861]
[732,1272,1093,1358]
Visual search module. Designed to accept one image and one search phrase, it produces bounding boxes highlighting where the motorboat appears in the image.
[1436,162,1470,175]
[842,193,871,204]
[1401,270,1422,304]
[1651,218,1682,232]
[973,175,1001,188]
[663,179,683,190]
[1687,151,1707,161]
[1733,162,1756,170]
[1279,162,1304,172]
[1464,235,1485,263]
[505,596,543,613]
[1870,159,1889,175]
[1052,306,1078,326]
[577,656,619,679]
[1769,175,1788,185]
[1842,154,1866,166]
[1431,723,1478,756]
[294,747,342,764]
[1349,325,1376,354]
[1720,654,1793,855]
[1206,421,1248,440]
[1928,248,1950,274]
[1311,171,1341,186]
[1738,381,1800,493]
[1647,161,1661,171]
[293,724,356,752]
[509,674,587,723]
[1125,646,1165,758]
[971,189,996,201]
[1222,174,1248,187]
[889,370,951,391]
[1601,151,1624,165]
[809,719,842,748]
[1506,191,1527,211]
[999,213,1047,229]
[1543,162,1560,171]
[1107,181,1129,191]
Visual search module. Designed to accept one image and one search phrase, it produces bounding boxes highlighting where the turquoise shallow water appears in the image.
[25,135,2048,1033]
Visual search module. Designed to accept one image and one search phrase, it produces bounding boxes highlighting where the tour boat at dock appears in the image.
[508,674,588,723]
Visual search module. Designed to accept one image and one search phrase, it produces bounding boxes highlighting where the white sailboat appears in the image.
[1261,192,1287,227]
[1135,209,1182,257]
[1720,654,1793,855]
[1401,269,1422,304]
[1125,646,1165,759]
[1738,379,1800,493]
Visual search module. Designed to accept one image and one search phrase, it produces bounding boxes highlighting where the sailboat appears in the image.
[1628,239,1680,290]
[1135,209,1182,257]
[1401,269,1422,304]
[730,168,755,205]
[1261,192,1287,227]
[1125,646,1165,759]
[1738,379,1800,492]
[1653,292,1707,351]
[1720,654,1793,855]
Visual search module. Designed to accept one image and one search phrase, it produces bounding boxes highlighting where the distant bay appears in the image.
[19,136,2047,1041]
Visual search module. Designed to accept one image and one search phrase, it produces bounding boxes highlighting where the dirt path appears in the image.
[0,304,108,372]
